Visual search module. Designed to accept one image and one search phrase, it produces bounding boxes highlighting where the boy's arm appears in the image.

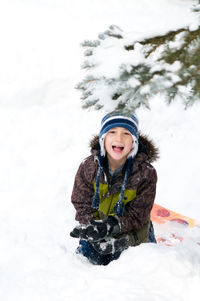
[71,159,95,225]
[119,165,157,233]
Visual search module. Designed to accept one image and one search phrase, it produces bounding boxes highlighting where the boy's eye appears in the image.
[108,130,115,134]
[124,132,130,135]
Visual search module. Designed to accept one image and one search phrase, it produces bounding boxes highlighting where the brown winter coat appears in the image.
[71,134,159,246]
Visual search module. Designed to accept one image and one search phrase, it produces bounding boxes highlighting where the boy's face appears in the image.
[104,127,133,165]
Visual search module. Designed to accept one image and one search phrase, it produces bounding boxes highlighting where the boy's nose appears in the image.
[115,132,123,141]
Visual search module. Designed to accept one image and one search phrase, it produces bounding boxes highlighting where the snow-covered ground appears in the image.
[1,1,200,300]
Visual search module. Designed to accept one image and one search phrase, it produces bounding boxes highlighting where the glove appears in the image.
[70,215,120,242]
[92,235,129,255]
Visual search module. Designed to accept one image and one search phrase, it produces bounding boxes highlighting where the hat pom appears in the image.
[114,200,125,216]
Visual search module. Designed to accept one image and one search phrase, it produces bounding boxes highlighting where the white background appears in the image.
[0,1,200,300]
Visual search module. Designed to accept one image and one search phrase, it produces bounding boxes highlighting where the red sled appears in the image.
[151,203,200,245]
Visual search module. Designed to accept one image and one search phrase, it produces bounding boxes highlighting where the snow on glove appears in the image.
[92,235,129,255]
[70,216,120,242]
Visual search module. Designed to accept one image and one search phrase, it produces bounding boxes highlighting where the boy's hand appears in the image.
[70,216,120,242]
[92,235,129,255]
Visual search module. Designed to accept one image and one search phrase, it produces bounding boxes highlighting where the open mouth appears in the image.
[112,145,124,152]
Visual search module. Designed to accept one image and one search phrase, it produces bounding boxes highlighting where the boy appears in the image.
[70,111,158,265]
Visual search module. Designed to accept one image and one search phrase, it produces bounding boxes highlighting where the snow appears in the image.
[77,3,198,111]
[0,0,200,300]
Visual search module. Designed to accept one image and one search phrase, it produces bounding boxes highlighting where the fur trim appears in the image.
[90,135,100,152]
[138,132,159,163]
[89,133,159,163]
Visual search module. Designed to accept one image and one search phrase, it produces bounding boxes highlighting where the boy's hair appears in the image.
[99,111,139,159]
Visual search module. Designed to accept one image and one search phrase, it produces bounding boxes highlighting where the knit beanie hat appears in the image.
[99,111,139,159]
[92,111,139,216]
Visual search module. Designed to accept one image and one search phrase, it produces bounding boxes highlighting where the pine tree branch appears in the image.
[125,28,186,54]
[77,18,200,111]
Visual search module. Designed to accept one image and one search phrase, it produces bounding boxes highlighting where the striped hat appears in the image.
[99,111,139,159]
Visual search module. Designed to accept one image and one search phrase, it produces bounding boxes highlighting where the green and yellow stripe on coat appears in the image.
[93,182,150,246]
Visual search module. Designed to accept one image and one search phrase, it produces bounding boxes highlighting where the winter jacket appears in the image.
[71,134,159,246]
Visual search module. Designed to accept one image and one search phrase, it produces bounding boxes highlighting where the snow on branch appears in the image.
[76,21,200,112]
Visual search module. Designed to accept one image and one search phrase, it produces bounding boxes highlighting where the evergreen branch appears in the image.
[125,28,186,53]
[77,17,200,112]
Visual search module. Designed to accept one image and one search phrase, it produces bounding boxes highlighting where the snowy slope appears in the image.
[0,1,200,300]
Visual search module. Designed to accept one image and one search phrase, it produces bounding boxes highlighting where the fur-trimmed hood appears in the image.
[89,133,159,163]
